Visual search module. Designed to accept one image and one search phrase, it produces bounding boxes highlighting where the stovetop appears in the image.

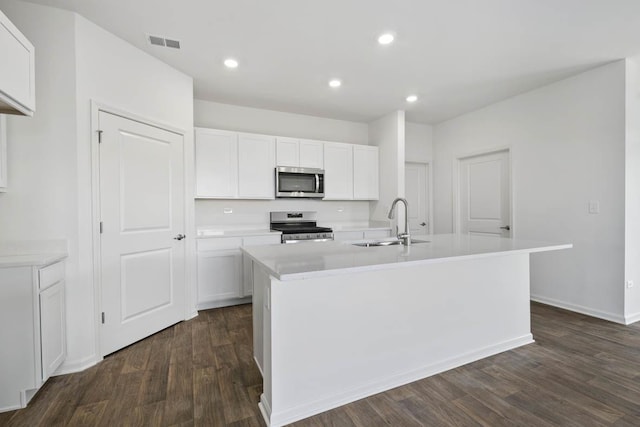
[270,223,333,234]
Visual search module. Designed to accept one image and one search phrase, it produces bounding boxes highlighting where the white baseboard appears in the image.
[530,294,625,324]
[259,394,272,427]
[265,334,533,427]
[55,354,101,376]
[624,311,640,325]
[197,296,252,311]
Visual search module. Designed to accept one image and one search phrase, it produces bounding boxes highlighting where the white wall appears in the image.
[69,15,194,370]
[194,100,368,145]
[0,1,77,241]
[368,111,405,224]
[434,61,626,322]
[625,57,640,322]
[0,0,194,373]
[405,122,433,163]
[196,200,370,229]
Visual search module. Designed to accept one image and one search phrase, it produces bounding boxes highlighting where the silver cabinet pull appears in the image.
[420,222,427,226]
[500,225,511,231]
[174,234,186,240]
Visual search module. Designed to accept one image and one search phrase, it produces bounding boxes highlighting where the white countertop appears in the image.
[0,252,67,268]
[241,233,572,281]
[197,228,281,238]
[0,239,68,268]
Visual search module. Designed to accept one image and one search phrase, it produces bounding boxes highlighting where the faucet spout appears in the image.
[388,198,411,246]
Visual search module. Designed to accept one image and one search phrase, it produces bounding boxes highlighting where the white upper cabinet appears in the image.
[276,137,299,167]
[0,9,35,116]
[299,140,324,169]
[353,145,379,200]
[195,128,238,198]
[238,133,275,199]
[323,142,353,200]
[276,137,323,169]
[194,127,378,200]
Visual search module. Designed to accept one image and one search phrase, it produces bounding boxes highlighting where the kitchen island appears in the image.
[241,234,571,427]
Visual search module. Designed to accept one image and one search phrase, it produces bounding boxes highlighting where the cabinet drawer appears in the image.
[39,261,64,291]
[197,237,243,251]
[243,235,281,246]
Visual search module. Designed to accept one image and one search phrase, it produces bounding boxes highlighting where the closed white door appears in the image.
[405,162,429,235]
[458,150,511,237]
[99,111,185,356]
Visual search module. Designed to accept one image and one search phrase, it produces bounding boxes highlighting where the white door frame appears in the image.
[405,161,433,235]
[452,146,514,237]
[90,100,194,360]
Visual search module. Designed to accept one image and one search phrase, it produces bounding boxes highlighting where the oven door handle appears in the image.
[315,174,320,193]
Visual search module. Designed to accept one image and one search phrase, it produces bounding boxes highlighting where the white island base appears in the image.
[243,235,570,426]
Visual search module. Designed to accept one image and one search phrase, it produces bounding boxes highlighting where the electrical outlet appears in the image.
[223,208,233,214]
[627,280,634,289]
[588,200,600,214]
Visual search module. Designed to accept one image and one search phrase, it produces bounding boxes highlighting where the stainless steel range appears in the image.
[270,211,334,244]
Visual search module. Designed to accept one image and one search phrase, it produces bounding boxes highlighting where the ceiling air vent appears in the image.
[165,38,180,49]
[147,34,181,49]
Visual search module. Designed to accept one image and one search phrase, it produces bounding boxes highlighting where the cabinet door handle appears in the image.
[420,222,426,226]
[174,234,186,240]
[500,225,511,231]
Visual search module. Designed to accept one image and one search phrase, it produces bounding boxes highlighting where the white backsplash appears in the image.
[195,199,371,229]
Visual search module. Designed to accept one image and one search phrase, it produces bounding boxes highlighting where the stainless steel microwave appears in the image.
[275,167,325,198]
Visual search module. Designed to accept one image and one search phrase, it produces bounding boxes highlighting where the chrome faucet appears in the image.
[387,198,411,246]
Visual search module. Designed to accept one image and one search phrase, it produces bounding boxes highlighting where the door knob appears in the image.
[420,222,427,226]
[500,225,511,231]
[174,234,186,240]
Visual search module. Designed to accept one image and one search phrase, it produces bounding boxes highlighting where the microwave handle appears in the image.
[315,174,320,193]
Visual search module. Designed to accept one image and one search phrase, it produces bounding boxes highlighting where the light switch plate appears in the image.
[588,200,600,214]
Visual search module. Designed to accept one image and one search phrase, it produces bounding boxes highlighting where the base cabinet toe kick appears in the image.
[243,234,571,426]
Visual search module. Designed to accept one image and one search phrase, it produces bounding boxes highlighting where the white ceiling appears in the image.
[20,0,640,124]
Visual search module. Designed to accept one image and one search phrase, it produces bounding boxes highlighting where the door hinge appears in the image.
[97,130,103,143]
[101,312,105,324]
[99,222,103,234]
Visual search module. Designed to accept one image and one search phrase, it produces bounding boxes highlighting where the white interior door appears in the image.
[458,150,511,237]
[405,162,430,235]
[99,111,185,356]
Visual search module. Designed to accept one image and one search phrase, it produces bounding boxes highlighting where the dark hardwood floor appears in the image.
[2,302,640,426]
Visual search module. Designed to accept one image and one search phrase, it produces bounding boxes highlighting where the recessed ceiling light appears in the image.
[224,58,239,68]
[329,79,342,88]
[378,33,395,45]
[406,95,418,103]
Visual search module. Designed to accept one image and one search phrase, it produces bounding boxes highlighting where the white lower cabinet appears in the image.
[0,259,66,412]
[196,234,280,310]
[40,281,66,381]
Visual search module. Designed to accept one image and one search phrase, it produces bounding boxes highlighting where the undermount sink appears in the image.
[352,239,430,248]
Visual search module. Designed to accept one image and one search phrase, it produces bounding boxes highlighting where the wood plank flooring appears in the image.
[2,302,640,426]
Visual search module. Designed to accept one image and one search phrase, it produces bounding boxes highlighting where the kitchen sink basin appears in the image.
[352,239,430,247]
